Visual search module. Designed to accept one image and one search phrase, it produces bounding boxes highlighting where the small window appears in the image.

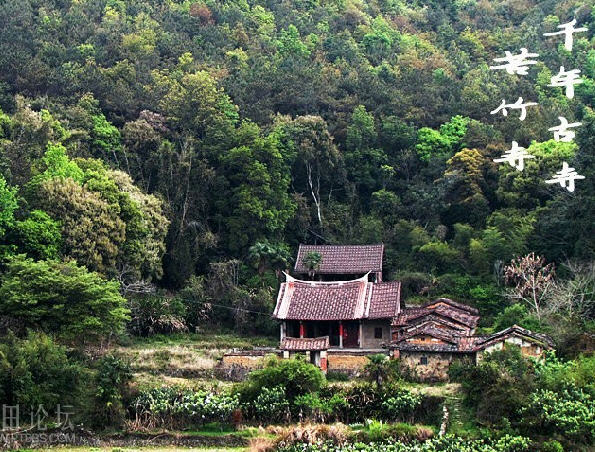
[374,327,383,339]
[419,356,428,365]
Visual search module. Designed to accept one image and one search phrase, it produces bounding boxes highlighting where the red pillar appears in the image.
[320,357,328,372]
[299,321,305,338]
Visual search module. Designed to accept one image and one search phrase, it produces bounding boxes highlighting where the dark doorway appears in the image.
[343,321,359,348]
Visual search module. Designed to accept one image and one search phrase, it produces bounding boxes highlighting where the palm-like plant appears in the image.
[248,241,291,276]
[303,251,322,278]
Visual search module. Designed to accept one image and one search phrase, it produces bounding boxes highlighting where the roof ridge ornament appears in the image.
[282,271,370,284]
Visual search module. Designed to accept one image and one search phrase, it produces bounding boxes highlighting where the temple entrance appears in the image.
[343,321,359,348]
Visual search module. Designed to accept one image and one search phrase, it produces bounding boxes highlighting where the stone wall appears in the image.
[477,338,547,362]
[399,351,473,382]
[219,349,386,380]
[327,351,381,376]
[218,351,279,381]
[361,320,391,348]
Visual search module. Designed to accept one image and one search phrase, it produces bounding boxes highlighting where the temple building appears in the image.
[223,243,554,381]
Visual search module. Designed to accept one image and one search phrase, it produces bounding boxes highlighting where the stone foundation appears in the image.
[327,351,386,376]
[218,349,386,380]
[218,350,280,381]
[399,351,473,382]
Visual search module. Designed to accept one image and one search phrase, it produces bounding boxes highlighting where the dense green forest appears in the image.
[0,0,593,448]
[1,0,593,339]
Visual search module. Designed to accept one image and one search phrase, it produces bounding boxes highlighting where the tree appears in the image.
[247,240,291,276]
[30,142,84,186]
[108,169,169,284]
[11,209,61,260]
[218,122,296,252]
[0,332,84,410]
[274,115,341,232]
[364,353,398,388]
[504,253,556,321]
[416,116,471,162]
[0,174,17,237]
[345,105,387,197]
[35,177,125,275]
[440,148,492,227]
[0,255,129,342]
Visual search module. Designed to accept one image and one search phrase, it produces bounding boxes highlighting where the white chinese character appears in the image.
[2,405,19,430]
[545,162,585,192]
[548,117,582,142]
[29,405,49,430]
[543,19,588,52]
[489,48,539,75]
[56,404,75,431]
[490,97,538,121]
[549,66,583,99]
[493,141,535,171]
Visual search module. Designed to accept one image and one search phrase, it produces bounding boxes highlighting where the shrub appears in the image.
[381,390,423,422]
[449,348,536,426]
[363,354,401,387]
[275,433,532,451]
[520,387,594,443]
[0,332,84,413]
[127,294,187,336]
[326,371,349,382]
[90,354,133,428]
[341,383,424,424]
[253,385,290,423]
[540,440,564,452]
[492,304,542,332]
[239,358,325,408]
[0,255,129,342]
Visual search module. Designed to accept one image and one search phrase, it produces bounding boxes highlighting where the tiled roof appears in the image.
[474,325,555,350]
[368,282,401,319]
[422,298,479,315]
[294,244,384,274]
[392,324,554,353]
[281,336,330,351]
[393,299,479,330]
[392,324,480,353]
[400,314,471,334]
[399,325,459,345]
[273,274,400,321]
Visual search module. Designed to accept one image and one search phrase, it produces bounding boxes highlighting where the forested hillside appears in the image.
[0,0,593,447]
[1,0,593,339]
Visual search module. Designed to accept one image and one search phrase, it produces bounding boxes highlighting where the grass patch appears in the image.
[115,330,276,380]
[125,330,277,350]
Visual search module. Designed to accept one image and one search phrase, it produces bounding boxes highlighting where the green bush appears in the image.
[326,371,349,382]
[127,294,187,336]
[381,390,423,422]
[253,385,290,423]
[238,358,325,410]
[448,348,536,426]
[0,332,84,413]
[90,354,133,428]
[0,255,129,342]
[277,433,532,451]
[521,387,594,443]
[492,304,542,332]
[539,440,564,452]
[363,354,402,387]
[339,383,424,424]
